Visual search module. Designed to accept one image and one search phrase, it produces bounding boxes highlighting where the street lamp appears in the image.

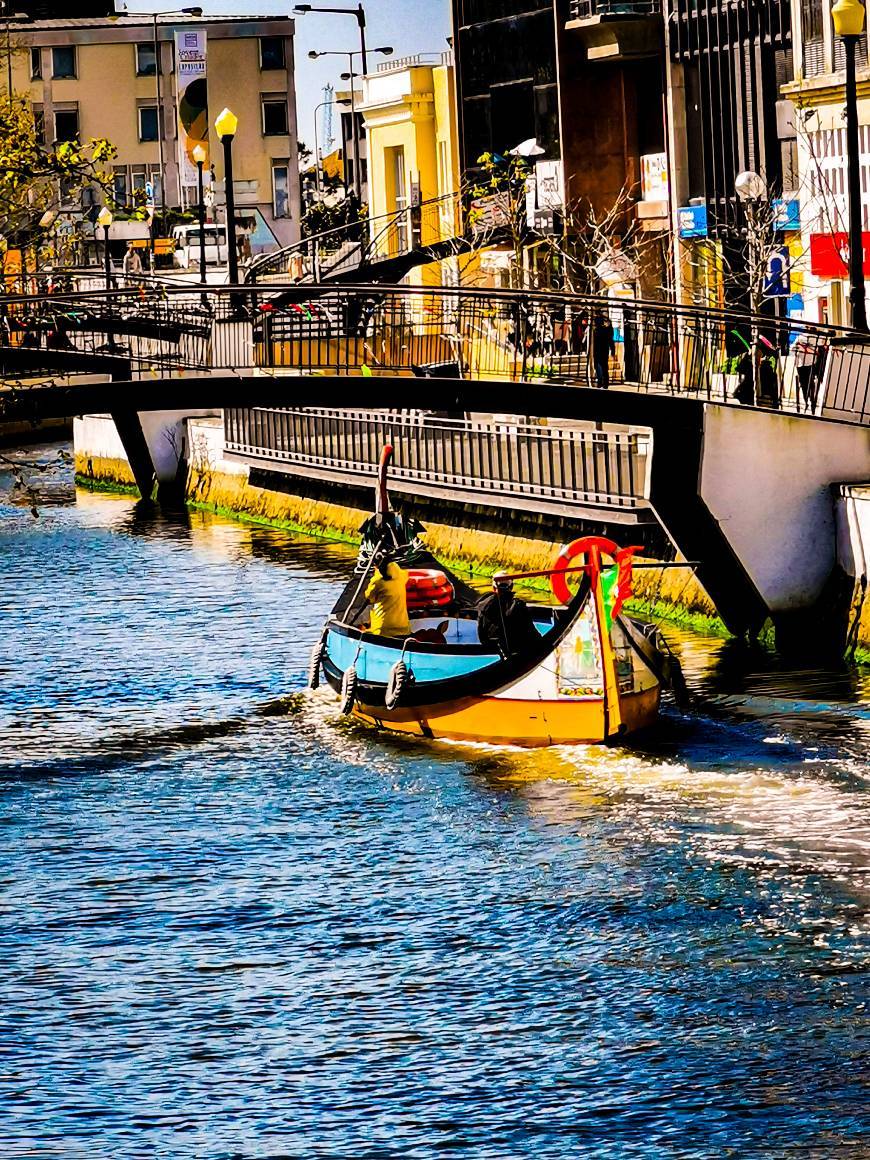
[97,206,113,291]
[308,46,392,201]
[833,0,868,332]
[312,94,351,196]
[293,2,369,74]
[192,141,207,284]
[215,106,239,285]
[145,7,203,219]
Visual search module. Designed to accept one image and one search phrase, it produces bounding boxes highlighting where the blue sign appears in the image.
[678,204,708,238]
[773,198,800,231]
[764,247,791,297]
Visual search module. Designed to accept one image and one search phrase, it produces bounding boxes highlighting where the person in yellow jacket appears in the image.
[364,552,411,637]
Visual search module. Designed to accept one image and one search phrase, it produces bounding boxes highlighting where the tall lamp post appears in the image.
[192,141,207,284]
[312,94,351,196]
[97,206,113,291]
[308,45,391,202]
[147,7,203,219]
[215,106,239,285]
[97,206,114,348]
[833,0,868,332]
[293,3,369,74]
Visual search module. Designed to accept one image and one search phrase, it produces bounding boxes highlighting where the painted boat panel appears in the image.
[353,685,661,747]
[325,627,501,685]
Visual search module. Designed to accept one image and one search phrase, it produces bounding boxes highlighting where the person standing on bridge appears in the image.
[592,311,615,388]
[123,242,144,288]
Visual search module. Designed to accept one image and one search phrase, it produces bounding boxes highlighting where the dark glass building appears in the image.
[451,0,561,171]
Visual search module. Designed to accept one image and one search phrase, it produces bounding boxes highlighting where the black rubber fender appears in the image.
[384,659,408,710]
[308,634,327,690]
[340,665,358,714]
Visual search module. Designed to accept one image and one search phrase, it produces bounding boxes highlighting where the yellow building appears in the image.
[359,52,461,285]
[7,12,301,250]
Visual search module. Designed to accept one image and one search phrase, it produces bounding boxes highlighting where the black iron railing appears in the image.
[224,406,649,509]
[0,281,865,422]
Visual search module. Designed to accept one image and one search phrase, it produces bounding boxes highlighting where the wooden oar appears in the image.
[499,561,699,583]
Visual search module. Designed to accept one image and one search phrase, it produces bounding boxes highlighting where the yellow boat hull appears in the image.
[353,684,661,747]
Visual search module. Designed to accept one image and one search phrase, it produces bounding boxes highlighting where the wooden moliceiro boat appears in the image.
[310,448,664,747]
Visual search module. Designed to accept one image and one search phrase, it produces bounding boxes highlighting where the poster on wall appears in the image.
[175,28,209,190]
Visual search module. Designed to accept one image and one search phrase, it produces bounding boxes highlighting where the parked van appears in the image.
[172,223,229,268]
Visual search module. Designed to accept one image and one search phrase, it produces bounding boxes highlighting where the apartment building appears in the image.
[7,11,301,249]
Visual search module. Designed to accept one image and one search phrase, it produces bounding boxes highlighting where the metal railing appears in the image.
[224,406,649,510]
[245,192,464,286]
[1,281,867,424]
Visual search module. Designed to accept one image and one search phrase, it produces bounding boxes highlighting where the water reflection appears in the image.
[0,449,868,1156]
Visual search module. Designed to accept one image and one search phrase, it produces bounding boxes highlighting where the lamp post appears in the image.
[97,205,113,291]
[146,7,203,220]
[308,45,391,202]
[215,106,239,285]
[833,0,868,332]
[312,94,351,196]
[192,141,207,284]
[97,205,115,348]
[293,2,369,74]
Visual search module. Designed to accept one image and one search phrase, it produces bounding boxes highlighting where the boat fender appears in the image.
[308,633,327,690]
[385,659,408,710]
[340,665,358,715]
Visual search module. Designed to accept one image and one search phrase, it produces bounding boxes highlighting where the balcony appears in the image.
[566,0,661,61]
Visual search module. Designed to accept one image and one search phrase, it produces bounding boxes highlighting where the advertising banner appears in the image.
[175,28,208,189]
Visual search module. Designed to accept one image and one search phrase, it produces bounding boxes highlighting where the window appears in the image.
[801,0,825,76]
[138,105,159,142]
[54,107,79,142]
[272,163,289,217]
[32,105,44,144]
[260,37,285,70]
[30,48,41,79]
[113,166,128,208]
[132,167,147,195]
[261,97,288,136]
[136,42,158,76]
[51,46,76,79]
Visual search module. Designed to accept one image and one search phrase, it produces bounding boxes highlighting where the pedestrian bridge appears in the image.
[3,280,870,651]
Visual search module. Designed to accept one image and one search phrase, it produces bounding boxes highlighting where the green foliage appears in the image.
[0,96,116,245]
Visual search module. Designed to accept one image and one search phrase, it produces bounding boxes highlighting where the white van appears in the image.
[172,223,229,268]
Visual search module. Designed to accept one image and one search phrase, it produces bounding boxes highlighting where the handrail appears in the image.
[244,191,463,285]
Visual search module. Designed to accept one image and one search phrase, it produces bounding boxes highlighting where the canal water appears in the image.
[0,445,867,1158]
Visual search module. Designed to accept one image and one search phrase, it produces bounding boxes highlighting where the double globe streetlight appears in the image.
[832,0,868,332]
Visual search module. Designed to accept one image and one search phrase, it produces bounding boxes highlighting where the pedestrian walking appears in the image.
[592,310,615,388]
[122,242,144,287]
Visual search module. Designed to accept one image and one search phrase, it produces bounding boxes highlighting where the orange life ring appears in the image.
[550,536,619,605]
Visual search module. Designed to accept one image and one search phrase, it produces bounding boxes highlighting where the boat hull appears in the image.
[351,684,661,747]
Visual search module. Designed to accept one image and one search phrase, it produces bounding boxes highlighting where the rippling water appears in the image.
[0,446,867,1157]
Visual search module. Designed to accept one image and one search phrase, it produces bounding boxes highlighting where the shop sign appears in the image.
[772,198,800,231]
[678,204,707,237]
[641,153,668,202]
[525,160,563,232]
[809,232,870,277]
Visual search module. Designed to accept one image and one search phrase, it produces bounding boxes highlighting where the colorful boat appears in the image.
[309,448,666,747]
